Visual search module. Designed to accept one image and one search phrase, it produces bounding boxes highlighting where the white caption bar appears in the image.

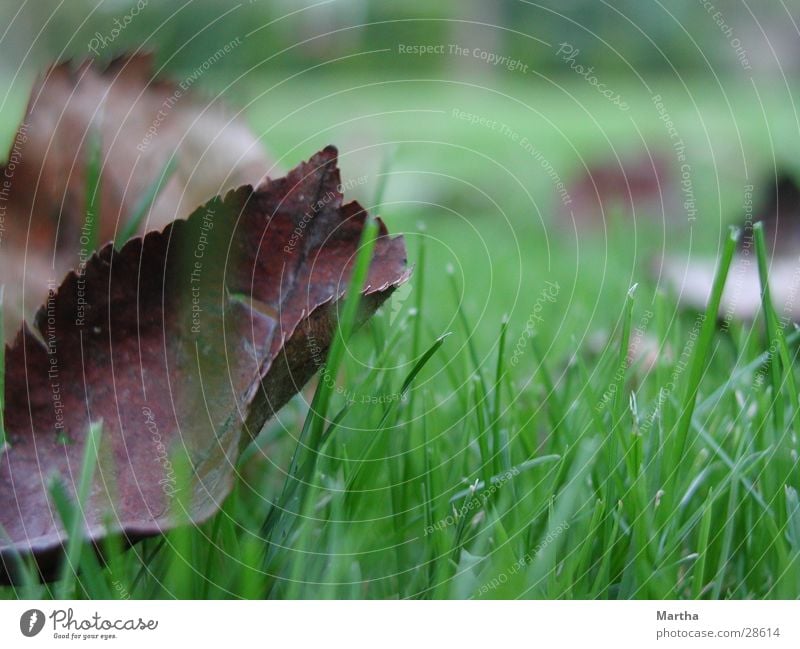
[0,600,797,648]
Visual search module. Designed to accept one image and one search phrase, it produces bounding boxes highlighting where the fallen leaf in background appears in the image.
[0,54,273,341]
[746,171,800,255]
[0,146,409,583]
[660,170,800,320]
[564,154,677,229]
[660,254,800,321]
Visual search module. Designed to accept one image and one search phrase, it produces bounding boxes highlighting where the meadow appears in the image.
[2,71,800,599]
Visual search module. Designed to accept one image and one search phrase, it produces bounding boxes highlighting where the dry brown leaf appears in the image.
[0,146,408,582]
[0,54,272,340]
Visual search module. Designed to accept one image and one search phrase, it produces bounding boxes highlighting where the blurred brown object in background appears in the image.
[564,154,676,228]
[661,168,800,322]
[740,170,800,255]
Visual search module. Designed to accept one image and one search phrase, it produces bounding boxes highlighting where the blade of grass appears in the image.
[666,227,739,513]
[607,285,637,490]
[344,332,451,492]
[612,284,637,426]
[449,271,487,394]
[572,498,605,595]
[711,467,740,599]
[0,523,40,593]
[492,317,513,481]
[754,221,799,432]
[128,537,166,596]
[447,455,560,503]
[525,438,598,595]
[529,335,563,434]
[692,487,713,598]
[696,329,800,418]
[591,501,622,597]
[262,219,380,551]
[412,238,425,361]
[53,420,102,598]
[49,481,108,598]
[84,127,102,254]
[372,146,396,209]
[116,156,177,246]
[473,377,493,495]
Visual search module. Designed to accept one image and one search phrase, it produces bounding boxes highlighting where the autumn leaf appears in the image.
[0,146,409,582]
[565,153,676,228]
[0,54,273,342]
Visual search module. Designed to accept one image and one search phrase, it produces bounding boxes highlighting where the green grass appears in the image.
[115,156,177,247]
[2,74,800,599]
[83,126,103,254]
[3,222,800,599]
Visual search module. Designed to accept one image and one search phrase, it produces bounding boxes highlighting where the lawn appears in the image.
[2,71,800,599]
